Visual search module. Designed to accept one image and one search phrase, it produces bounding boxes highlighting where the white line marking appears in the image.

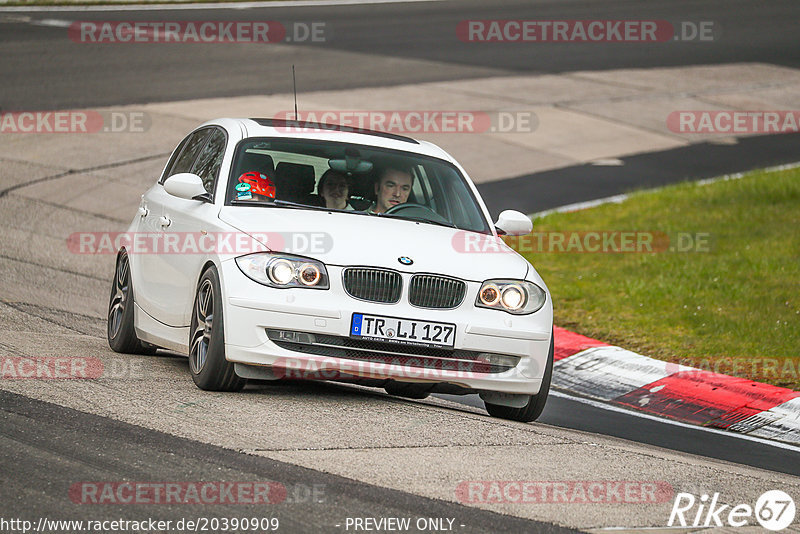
[694,160,800,186]
[533,194,629,218]
[0,0,442,13]
[550,389,800,453]
[32,18,72,27]
[590,157,625,166]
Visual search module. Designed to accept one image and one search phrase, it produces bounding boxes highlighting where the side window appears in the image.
[191,128,226,195]
[160,129,210,184]
[159,136,189,184]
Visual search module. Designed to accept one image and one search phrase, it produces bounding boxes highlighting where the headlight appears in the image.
[476,279,545,315]
[298,263,322,286]
[236,253,329,289]
[501,286,524,310]
[268,258,295,285]
[478,283,501,306]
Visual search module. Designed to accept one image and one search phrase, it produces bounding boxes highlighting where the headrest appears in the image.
[239,151,275,175]
[276,162,316,194]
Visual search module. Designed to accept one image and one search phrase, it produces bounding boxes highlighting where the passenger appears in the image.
[318,170,354,210]
[370,167,413,214]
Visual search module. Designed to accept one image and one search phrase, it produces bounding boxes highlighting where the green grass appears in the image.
[517,166,800,390]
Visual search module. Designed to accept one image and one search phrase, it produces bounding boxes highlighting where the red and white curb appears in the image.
[552,326,800,445]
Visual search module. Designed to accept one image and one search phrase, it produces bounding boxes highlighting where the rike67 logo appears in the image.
[669,490,796,531]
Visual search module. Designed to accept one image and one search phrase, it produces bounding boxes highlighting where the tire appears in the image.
[384,381,431,399]
[189,266,245,392]
[484,329,554,422]
[107,250,156,354]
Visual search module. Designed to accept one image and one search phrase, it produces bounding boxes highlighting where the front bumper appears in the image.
[219,259,553,395]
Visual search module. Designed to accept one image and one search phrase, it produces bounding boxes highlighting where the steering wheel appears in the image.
[384,203,452,225]
[385,202,436,215]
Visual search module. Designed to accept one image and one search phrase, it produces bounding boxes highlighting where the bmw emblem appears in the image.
[398,256,413,266]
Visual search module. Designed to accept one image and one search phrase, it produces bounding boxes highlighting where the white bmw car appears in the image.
[108,118,554,422]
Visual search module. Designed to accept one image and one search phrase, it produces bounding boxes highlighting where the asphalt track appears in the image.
[443,393,800,478]
[0,389,573,533]
[478,131,800,217]
[1,0,800,531]
[1,0,799,110]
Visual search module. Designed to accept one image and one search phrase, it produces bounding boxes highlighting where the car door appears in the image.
[157,127,228,327]
[132,127,212,322]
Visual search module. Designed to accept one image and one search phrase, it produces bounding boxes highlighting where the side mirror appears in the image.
[163,173,210,202]
[494,210,533,236]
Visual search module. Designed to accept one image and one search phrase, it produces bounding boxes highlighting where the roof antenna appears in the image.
[292,65,299,120]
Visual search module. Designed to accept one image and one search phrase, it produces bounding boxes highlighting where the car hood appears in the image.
[218,206,530,281]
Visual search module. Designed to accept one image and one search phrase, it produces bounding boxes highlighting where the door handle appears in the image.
[159,215,171,227]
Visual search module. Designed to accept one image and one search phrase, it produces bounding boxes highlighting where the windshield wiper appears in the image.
[231,199,330,211]
[381,213,458,229]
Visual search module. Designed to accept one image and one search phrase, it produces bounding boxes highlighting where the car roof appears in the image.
[200,118,458,164]
[250,118,420,144]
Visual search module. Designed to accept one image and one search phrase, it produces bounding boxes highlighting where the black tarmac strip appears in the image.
[440,393,800,478]
[478,132,800,218]
[0,389,576,534]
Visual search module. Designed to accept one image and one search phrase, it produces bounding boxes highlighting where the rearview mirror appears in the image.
[328,158,373,174]
[494,210,533,236]
[163,173,209,201]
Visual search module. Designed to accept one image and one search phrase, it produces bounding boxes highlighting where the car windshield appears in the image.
[225,137,491,233]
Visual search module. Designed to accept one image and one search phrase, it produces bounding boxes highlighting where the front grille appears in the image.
[343,268,402,303]
[267,330,518,374]
[409,274,466,309]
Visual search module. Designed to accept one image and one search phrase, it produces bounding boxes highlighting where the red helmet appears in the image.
[238,172,276,199]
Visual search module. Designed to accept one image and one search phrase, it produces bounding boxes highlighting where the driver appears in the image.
[369,167,413,214]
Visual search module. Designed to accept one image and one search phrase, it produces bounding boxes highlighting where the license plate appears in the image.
[350,313,456,348]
